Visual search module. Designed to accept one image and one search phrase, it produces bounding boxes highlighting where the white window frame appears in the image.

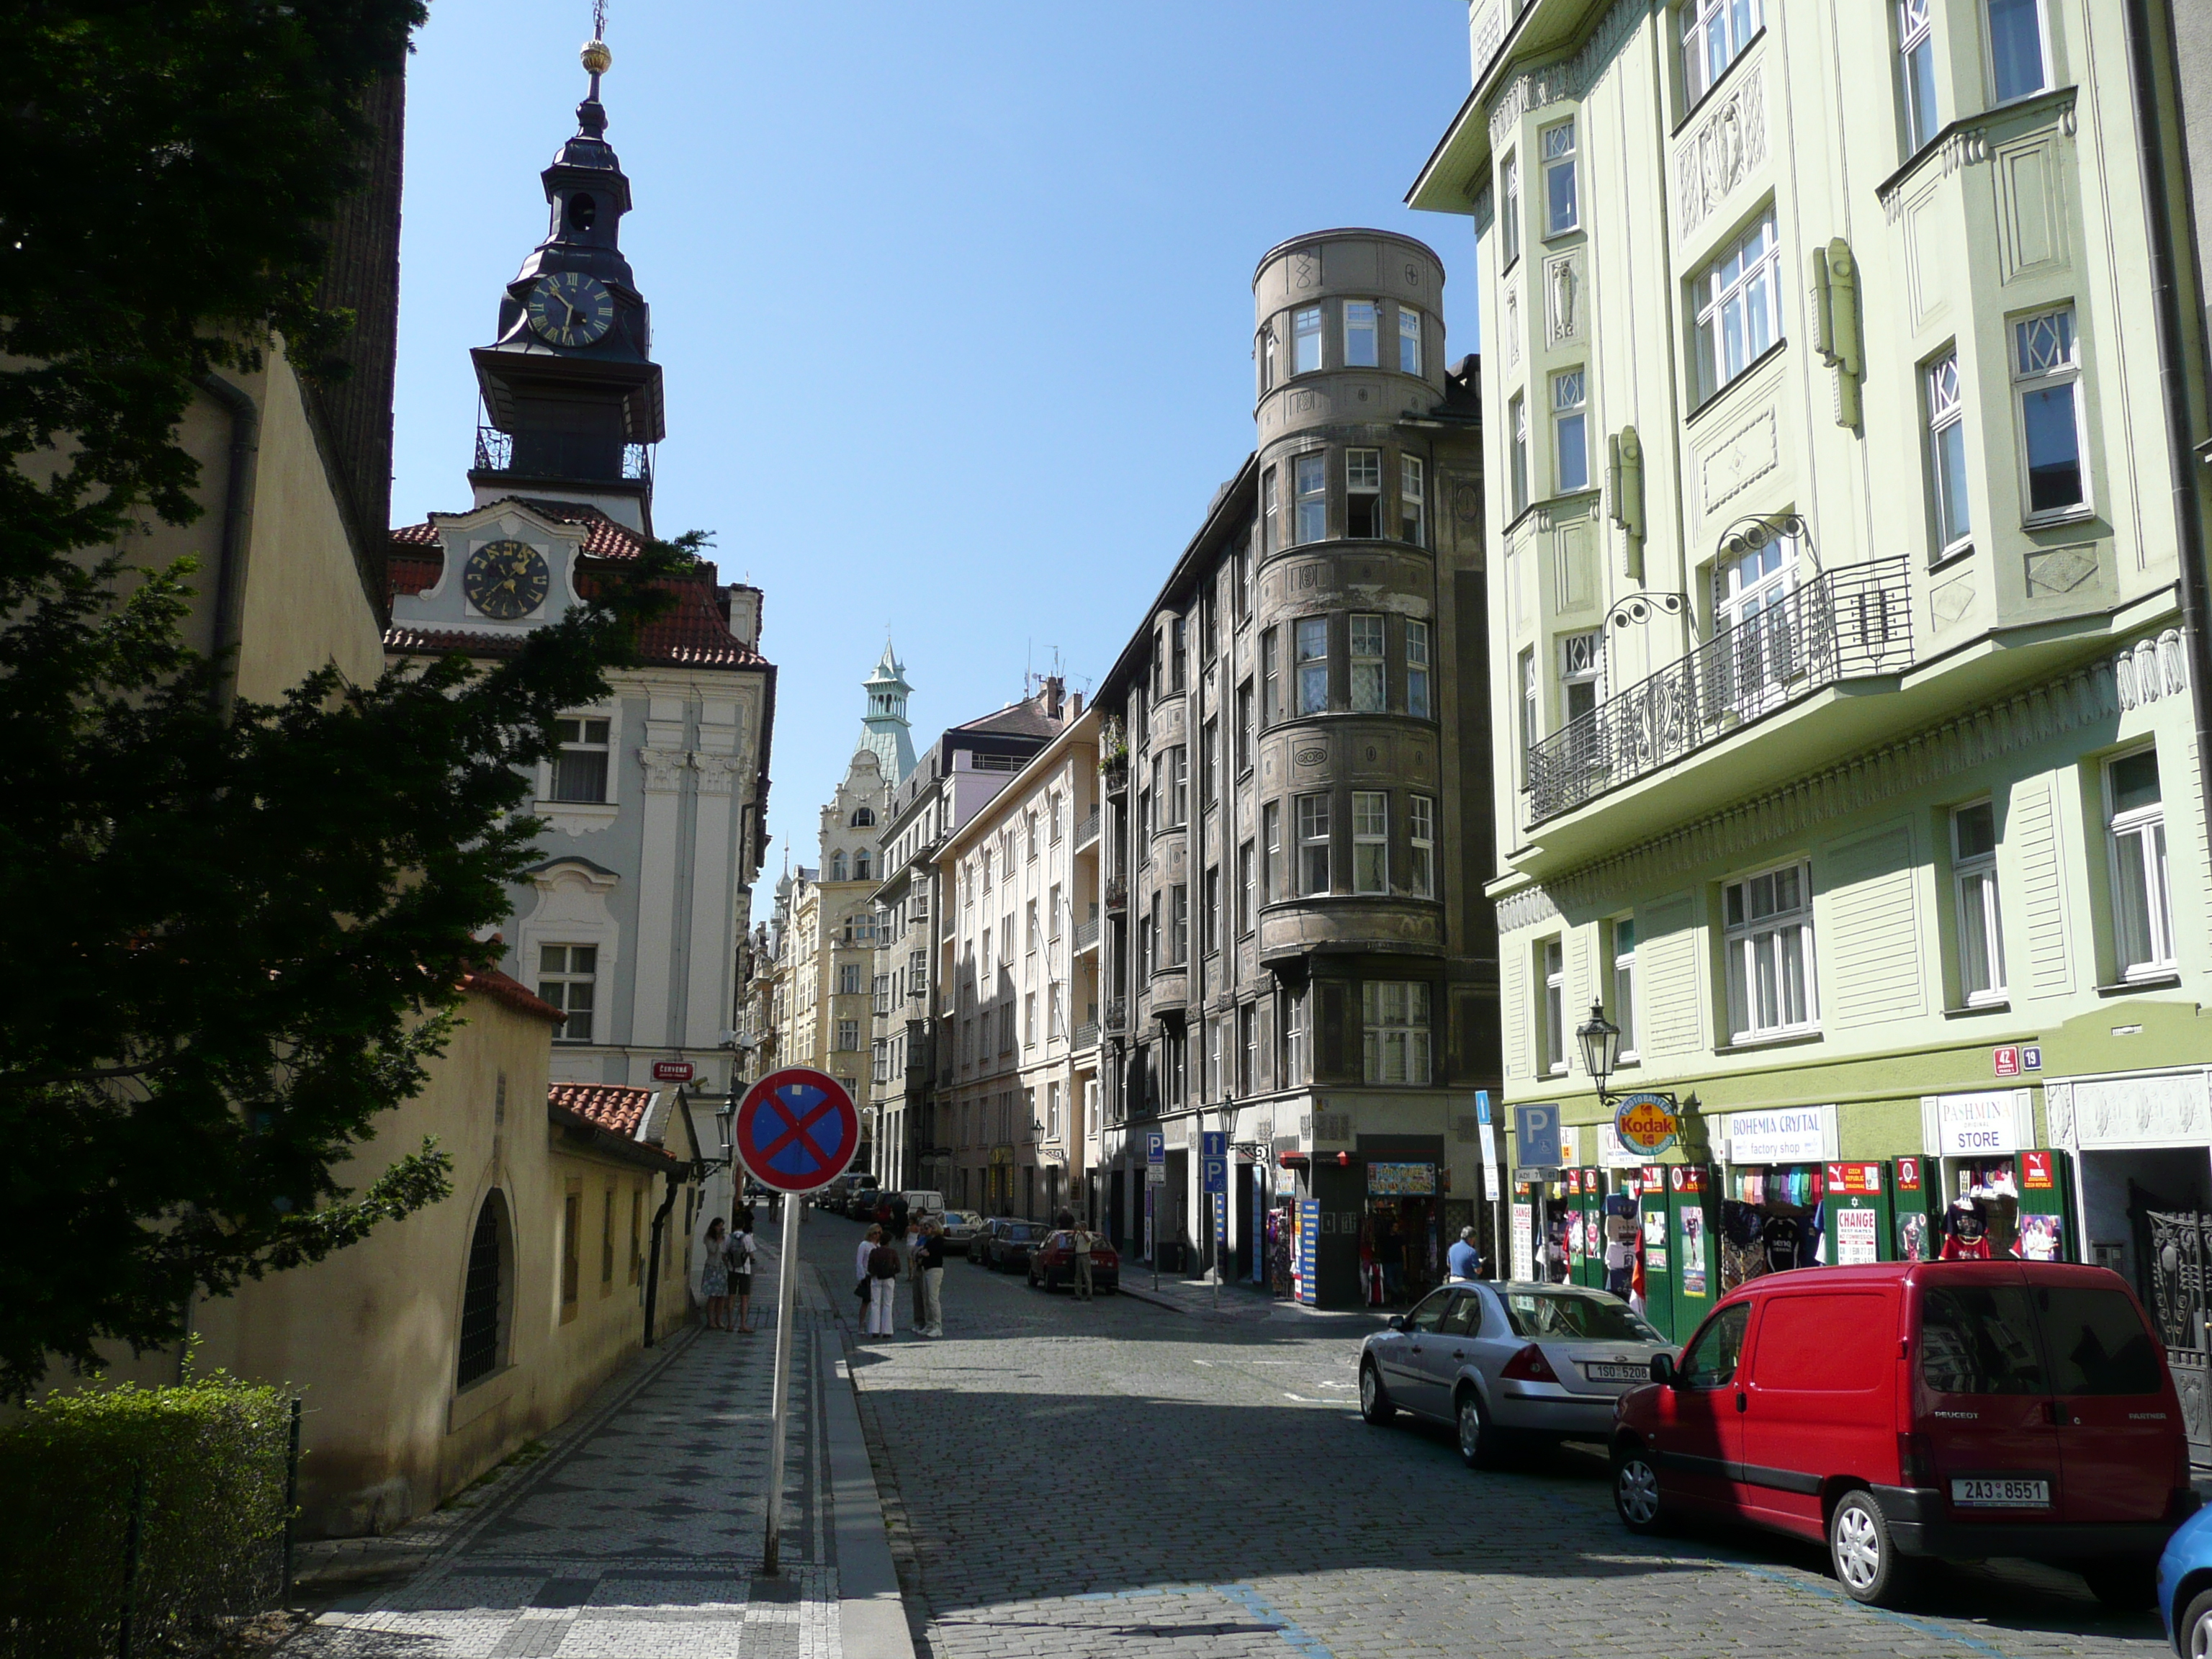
[2105,747,2175,979]
[1362,981,1432,1085]
[1509,392,1529,516]
[1682,0,1762,109]
[1344,300,1379,368]
[1559,629,1604,727]
[1951,799,2007,1005]
[1519,647,1539,772]
[1925,348,1972,559]
[838,962,863,997]
[1295,617,1329,716]
[1349,612,1387,713]
[1408,794,1436,900]
[1263,801,1283,904]
[1899,0,1940,153]
[1723,861,1819,1043]
[837,1017,861,1053]
[1693,210,1782,402]
[549,714,613,804]
[1553,367,1589,494]
[1406,619,1432,720]
[1399,453,1426,546]
[1262,465,1280,554]
[1541,118,1579,237]
[1541,938,1566,1075]
[1297,793,1331,896]
[1501,152,1522,270]
[539,943,598,1045]
[1352,791,1389,894]
[1294,452,1327,544]
[1292,305,1323,374]
[2011,304,2090,523]
[1399,306,1424,375]
[1984,0,2047,105]
[1611,917,1639,1062]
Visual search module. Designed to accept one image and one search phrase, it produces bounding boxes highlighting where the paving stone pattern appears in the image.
[295,1242,837,1658]
[811,1222,2170,1659]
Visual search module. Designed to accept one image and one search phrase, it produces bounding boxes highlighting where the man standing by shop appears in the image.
[913,1218,947,1337]
[887,1190,910,1262]
[1071,1220,1096,1302]
[1447,1225,1483,1282]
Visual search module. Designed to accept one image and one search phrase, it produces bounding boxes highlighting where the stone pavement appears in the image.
[287,1218,912,1658]
[814,1217,2172,1659]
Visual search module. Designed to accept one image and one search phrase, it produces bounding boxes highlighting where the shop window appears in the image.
[1951,799,2006,1004]
[1295,617,1329,715]
[1346,449,1382,538]
[551,716,611,802]
[1349,613,1386,711]
[1294,453,1327,544]
[2013,305,2087,518]
[1344,300,1378,368]
[1611,917,1638,1061]
[1352,792,1389,894]
[1293,305,1323,374]
[1406,619,1432,719]
[2106,747,2173,978]
[1408,795,1436,900]
[1723,862,1817,1041]
[1296,793,1331,895]
[1362,981,1431,1085]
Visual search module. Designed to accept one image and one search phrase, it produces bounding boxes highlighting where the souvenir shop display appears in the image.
[1637,1164,1718,1341]
[1603,1193,1638,1298]
[1718,1163,1827,1291]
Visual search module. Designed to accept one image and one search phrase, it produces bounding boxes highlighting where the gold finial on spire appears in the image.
[580,0,611,76]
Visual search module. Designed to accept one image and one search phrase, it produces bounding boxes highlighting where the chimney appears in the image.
[1069,689,1085,717]
[1043,675,1065,720]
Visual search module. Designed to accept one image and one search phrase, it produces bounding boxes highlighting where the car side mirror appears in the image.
[1386,1315,1408,1332]
[1649,1352,1677,1386]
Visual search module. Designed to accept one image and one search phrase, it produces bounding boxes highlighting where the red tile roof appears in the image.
[548,1082,658,1138]
[389,551,444,595]
[462,967,566,1025]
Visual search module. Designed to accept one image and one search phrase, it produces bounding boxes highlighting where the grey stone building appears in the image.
[1094,228,1496,1309]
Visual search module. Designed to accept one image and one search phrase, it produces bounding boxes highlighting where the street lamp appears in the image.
[714,1096,737,1166]
[1576,1002,1621,1100]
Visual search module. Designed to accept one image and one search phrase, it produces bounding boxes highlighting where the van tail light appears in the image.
[1897,1431,1935,1488]
[1501,1344,1558,1383]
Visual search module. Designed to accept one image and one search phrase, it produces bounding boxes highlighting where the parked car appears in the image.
[901,1190,946,1223]
[981,1219,1051,1273]
[842,1180,879,1219]
[1028,1230,1120,1292]
[939,1210,984,1255]
[1609,1262,2194,1611]
[2160,1498,2212,1655]
[1359,1281,1673,1471]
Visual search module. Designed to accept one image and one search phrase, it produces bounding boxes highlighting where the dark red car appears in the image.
[1609,1261,2193,1611]
[1028,1230,1119,1293]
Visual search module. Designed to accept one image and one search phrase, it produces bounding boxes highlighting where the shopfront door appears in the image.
[1892,1157,1939,1262]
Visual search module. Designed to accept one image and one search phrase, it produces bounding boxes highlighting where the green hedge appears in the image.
[0,1373,293,1658]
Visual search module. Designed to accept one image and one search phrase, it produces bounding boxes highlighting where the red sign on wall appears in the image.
[2023,1150,2055,1190]
[1824,1162,1884,1195]
[1896,1156,1922,1192]
[1993,1045,2023,1078]
[652,1060,695,1082]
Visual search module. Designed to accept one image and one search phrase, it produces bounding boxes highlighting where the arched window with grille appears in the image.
[457,1190,512,1388]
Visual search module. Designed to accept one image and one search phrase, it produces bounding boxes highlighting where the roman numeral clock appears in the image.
[525,271,617,348]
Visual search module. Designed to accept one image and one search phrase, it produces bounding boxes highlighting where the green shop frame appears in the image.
[1822,1161,1894,1264]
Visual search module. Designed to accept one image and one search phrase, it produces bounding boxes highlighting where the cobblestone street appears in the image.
[811,1220,2173,1659]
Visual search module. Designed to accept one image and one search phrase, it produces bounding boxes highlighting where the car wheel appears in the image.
[1358,1360,1395,1426]
[1612,1444,1663,1534]
[1828,1489,1918,1609]
[2181,1588,2212,1657]
[2079,1557,2155,1613]
[1455,1388,1501,1471]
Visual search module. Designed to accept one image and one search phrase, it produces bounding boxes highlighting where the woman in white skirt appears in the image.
[855,1225,885,1334]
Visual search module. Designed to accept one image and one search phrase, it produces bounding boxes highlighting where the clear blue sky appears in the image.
[392,2,1480,917]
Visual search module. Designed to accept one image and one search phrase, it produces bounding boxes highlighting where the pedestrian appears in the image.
[887,1190,909,1251]
[1447,1224,1483,1282]
[866,1227,902,1337]
[1071,1219,1096,1301]
[729,1213,758,1333]
[1377,1218,1405,1303]
[914,1218,947,1336]
[701,1216,732,1331]
[855,1224,881,1326]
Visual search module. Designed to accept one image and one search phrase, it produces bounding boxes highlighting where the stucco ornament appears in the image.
[639,747,688,793]
[1675,63,1768,238]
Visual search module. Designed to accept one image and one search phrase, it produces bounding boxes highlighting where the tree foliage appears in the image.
[0,2,686,1393]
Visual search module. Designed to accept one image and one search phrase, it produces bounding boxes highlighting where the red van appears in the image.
[1609,1261,2195,1609]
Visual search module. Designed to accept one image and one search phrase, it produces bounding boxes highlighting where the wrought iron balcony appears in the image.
[1072,1020,1100,1053]
[1074,806,1100,850]
[1073,917,1100,953]
[473,424,653,498]
[1525,558,1914,824]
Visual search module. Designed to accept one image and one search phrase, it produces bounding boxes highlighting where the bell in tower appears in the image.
[469,22,665,533]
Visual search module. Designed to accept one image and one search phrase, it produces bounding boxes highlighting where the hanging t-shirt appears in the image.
[1761,1215,1802,1275]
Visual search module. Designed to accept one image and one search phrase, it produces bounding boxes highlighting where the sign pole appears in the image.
[760,1194,803,1575]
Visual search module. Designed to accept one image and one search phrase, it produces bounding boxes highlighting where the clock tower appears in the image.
[469,35,664,534]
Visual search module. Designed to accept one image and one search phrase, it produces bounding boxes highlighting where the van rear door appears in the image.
[1740,1287,1900,1539]
[1914,1268,2063,1520]
[2029,1269,2180,1525]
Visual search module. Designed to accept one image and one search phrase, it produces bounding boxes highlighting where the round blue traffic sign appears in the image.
[733,1068,861,1194]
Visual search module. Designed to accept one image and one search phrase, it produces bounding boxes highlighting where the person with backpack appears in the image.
[864,1228,902,1337]
[729,1212,758,1334]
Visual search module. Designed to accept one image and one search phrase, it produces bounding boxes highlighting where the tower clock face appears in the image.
[526,271,616,346]
[463,539,550,620]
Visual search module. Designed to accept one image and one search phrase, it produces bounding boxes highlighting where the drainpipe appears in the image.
[642,1164,685,1346]
[2121,0,2212,855]
[195,373,260,712]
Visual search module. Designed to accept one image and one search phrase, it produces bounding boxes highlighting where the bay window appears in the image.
[1352,791,1388,894]
[1694,210,1781,400]
[1408,794,1435,899]
[1349,613,1386,712]
[1293,305,1323,374]
[1296,793,1331,895]
[1926,349,1972,557]
[1345,300,1378,367]
[1406,619,1432,719]
[1295,452,1327,543]
[2013,305,2087,518]
[1295,617,1328,715]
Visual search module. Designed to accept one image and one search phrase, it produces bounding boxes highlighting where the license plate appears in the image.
[1583,1362,1647,1382]
[1951,1477,2051,1508]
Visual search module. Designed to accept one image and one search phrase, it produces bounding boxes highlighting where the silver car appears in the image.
[938,1210,984,1255]
[1359,1281,1676,1467]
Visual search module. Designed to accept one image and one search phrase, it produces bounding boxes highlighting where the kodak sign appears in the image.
[1614,1091,1682,1158]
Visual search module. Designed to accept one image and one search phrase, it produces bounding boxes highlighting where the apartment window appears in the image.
[1345,300,1378,368]
[2013,306,2087,517]
[1683,0,1761,108]
[629,1188,643,1286]
[1519,647,1539,770]
[1399,306,1423,375]
[1236,680,1254,773]
[1295,617,1329,715]
[1238,839,1256,934]
[855,850,872,879]
[1553,368,1589,493]
[1352,792,1389,894]
[1541,939,1565,1074]
[1048,883,1062,940]
[1235,544,1252,619]
[1168,884,1189,966]
[1051,793,1064,842]
[1143,893,1158,976]
[830,851,848,882]
[1899,0,1940,152]
[1292,305,1323,374]
[1362,981,1432,1085]
[1296,794,1331,895]
[1024,992,1037,1048]
[1406,619,1432,720]
[539,945,597,1043]
[1154,746,1187,827]
[982,850,994,896]
[1542,119,1578,236]
[1926,349,1972,557]
[999,1002,1015,1053]
[1026,810,1040,859]
[838,963,863,996]
[1501,152,1522,269]
[561,1191,580,1310]
[1169,616,1188,691]
[1238,1002,1257,1095]
[1201,715,1219,806]
[1987,0,2047,102]
[1283,986,1308,1085]
[1694,210,1781,400]
[1138,788,1154,853]
[1260,325,1277,393]
[552,716,611,802]
[1346,448,1382,537]
[1201,588,1218,662]
[1408,795,1435,899]
[1000,912,1014,961]
[837,1017,861,1051]
[1203,865,1220,957]
[1509,392,1529,515]
[1951,800,2006,1004]
[1558,630,1604,726]
[1262,801,1283,904]
[1724,863,1817,1041]
[1262,467,1280,554]
[1294,453,1327,544]
[1026,899,1040,956]
[1611,917,1639,1061]
[980,927,992,982]
[874,973,892,1015]
[872,1040,889,1085]
[1261,629,1280,726]
[1399,454,1426,546]
[1349,613,1387,713]
[2107,749,2175,979]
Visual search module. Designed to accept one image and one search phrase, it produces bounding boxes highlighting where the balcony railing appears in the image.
[1072,1020,1100,1052]
[1103,997,1128,1034]
[474,425,652,498]
[1525,558,1914,823]
[1104,876,1128,915]
[1074,806,1100,850]
[1073,917,1100,953]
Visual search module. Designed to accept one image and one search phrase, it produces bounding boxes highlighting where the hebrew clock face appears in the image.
[463,539,550,620]
[526,271,616,346]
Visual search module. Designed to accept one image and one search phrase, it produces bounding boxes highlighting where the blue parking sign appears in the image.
[1514,1102,1563,1170]
[1145,1131,1165,1166]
